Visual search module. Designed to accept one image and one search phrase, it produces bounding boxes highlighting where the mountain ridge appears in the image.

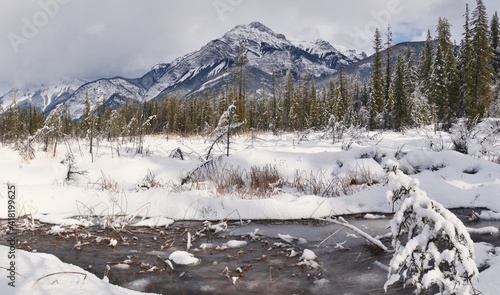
[0,22,383,119]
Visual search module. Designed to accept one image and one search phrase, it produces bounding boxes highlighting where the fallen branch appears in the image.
[322,216,389,252]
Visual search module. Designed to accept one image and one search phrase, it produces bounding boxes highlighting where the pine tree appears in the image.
[469,0,494,118]
[370,28,385,130]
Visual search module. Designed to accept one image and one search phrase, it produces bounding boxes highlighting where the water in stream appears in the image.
[1,209,498,295]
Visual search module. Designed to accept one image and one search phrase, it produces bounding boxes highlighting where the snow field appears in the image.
[1,127,500,293]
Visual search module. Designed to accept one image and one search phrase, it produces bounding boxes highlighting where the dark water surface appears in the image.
[1,210,498,295]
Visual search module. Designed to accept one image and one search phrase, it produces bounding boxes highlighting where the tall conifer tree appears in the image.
[393,55,408,131]
[459,4,475,118]
[431,17,460,126]
[469,0,494,118]
[384,25,394,129]
[491,11,500,81]
[370,28,384,130]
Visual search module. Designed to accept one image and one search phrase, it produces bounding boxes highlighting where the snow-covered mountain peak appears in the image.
[293,39,341,56]
[0,78,87,113]
[1,22,368,119]
[333,44,367,62]
[247,22,274,33]
[223,22,290,50]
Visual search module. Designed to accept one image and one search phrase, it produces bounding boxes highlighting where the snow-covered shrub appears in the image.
[323,115,345,144]
[343,158,385,185]
[63,153,88,184]
[169,147,187,160]
[424,129,445,152]
[135,169,164,191]
[341,126,368,151]
[450,118,479,154]
[384,160,478,294]
[450,118,500,162]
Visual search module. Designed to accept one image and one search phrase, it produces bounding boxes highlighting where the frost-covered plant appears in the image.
[450,118,500,161]
[450,117,480,154]
[135,169,164,191]
[384,160,478,294]
[423,129,445,152]
[205,103,243,159]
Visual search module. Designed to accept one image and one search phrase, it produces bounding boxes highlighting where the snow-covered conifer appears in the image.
[384,160,478,294]
[370,28,384,130]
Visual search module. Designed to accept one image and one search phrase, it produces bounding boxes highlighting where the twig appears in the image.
[309,198,327,218]
[32,272,87,288]
[323,217,389,252]
[317,226,345,247]
[183,199,200,220]
[223,209,243,224]
[0,266,21,276]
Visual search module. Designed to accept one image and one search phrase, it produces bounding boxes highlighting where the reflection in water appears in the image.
[1,211,498,295]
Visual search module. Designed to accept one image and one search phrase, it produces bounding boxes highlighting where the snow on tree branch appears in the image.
[205,103,243,159]
[384,160,478,294]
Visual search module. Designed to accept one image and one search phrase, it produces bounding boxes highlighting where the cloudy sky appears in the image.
[0,0,498,94]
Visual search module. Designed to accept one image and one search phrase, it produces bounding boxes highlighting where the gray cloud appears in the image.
[0,0,497,93]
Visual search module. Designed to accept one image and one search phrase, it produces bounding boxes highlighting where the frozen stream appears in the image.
[1,210,499,295]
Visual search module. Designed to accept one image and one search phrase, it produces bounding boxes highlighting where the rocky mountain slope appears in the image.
[0,22,374,119]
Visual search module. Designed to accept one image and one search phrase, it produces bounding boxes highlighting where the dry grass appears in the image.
[136,169,164,191]
[185,161,284,199]
[292,170,340,198]
[183,159,380,199]
[249,164,283,196]
[88,170,118,192]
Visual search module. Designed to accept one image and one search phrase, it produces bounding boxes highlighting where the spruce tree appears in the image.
[337,69,349,124]
[235,44,248,127]
[459,4,475,118]
[491,11,500,81]
[393,55,408,131]
[404,46,426,128]
[418,30,434,97]
[469,0,494,118]
[404,46,417,97]
[384,25,393,129]
[370,28,384,130]
[431,17,460,127]
[283,69,295,130]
